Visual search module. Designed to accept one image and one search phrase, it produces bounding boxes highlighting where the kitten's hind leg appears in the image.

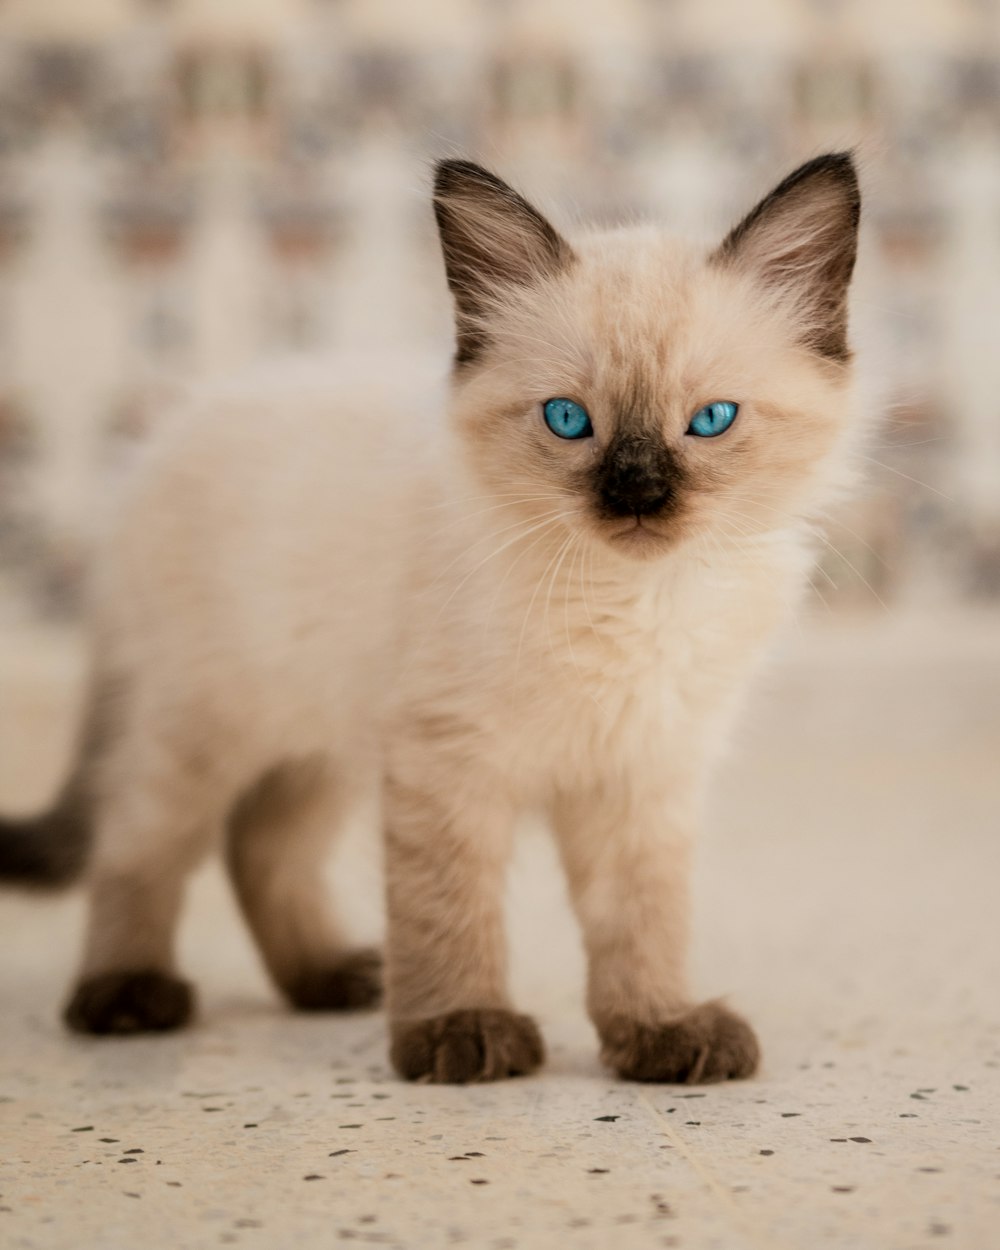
[225,758,381,1012]
[64,739,218,1035]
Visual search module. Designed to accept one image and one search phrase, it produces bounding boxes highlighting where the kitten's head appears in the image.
[434,154,861,561]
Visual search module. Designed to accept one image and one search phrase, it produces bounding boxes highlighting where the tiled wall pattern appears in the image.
[0,0,998,620]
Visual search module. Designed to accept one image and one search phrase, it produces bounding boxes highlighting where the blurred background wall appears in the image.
[0,0,998,626]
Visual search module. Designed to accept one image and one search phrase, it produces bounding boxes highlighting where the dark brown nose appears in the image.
[594,433,681,519]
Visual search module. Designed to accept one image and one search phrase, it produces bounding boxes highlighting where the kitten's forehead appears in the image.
[489,222,810,431]
[556,228,800,424]
[566,231,709,429]
[489,229,701,406]
[573,230,697,357]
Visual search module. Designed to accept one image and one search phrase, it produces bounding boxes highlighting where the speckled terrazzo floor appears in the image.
[1,615,999,1250]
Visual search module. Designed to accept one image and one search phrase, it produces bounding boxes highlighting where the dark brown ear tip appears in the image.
[810,150,857,177]
[791,151,861,210]
[433,158,506,199]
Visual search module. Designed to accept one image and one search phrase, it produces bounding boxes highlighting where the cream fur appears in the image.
[62,161,862,1078]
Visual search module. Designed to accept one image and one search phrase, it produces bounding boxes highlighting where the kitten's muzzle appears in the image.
[594,432,683,520]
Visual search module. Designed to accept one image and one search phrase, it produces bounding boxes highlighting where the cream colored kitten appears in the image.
[0,154,861,1083]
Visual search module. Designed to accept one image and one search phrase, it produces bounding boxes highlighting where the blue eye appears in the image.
[543,397,592,440]
[687,400,739,438]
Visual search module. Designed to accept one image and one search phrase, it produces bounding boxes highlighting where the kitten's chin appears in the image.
[601,517,675,561]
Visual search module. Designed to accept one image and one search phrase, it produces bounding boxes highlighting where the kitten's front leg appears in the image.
[383,759,543,1084]
[553,781,759,1084]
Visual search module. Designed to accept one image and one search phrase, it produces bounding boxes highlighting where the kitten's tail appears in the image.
[0,684,106,889]
[0,781,92,888]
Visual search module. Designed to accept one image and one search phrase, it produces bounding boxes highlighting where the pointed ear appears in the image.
[433,160,574,365]
[711,152,861,362]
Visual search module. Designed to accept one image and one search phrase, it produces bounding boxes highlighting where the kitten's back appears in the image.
[95,352,446,766]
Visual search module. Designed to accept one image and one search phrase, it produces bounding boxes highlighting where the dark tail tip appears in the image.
[0,809,90,889]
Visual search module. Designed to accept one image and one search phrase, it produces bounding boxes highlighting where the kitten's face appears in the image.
[435,157,860,562]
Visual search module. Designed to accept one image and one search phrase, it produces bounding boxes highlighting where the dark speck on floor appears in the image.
[759,1150,774,1156]
[329,1150,355,1157]
[303,1174,324,1181]
[464,1152,485,1157]
[99,1138,119,1143]
[117,1158,138,1164]
[900,1114,919,1118]
[470,1178,489,1185]
[594,1115,620,1122]
[850,1137,872,1143]
[953,1085,969,1091]
[929,1222,951,1236]
[339,1124,363,1129]
[71,1126,93,1132]
[588,1168,610,1174]
[123,1149,143,1155]
[684,1121,700,1126]
[781,1113,801,1118]
[243,1123,257,1128]
[832,1186,855,1194]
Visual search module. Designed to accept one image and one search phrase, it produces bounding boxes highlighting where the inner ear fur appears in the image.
[711,152,861,362]
[433,159,574,365]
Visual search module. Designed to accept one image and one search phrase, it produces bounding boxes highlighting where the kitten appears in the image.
[0,153,861,1083]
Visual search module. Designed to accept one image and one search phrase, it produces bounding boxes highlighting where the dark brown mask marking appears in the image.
[594,432,685,520]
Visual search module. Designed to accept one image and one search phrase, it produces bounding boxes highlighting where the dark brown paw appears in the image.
[64,970,194,1036]
[391,1009,545,1084]
[285,948,383,1012]
[600,1001,760,1084]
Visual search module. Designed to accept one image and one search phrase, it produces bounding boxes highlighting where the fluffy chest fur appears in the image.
[389,485,810,800]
